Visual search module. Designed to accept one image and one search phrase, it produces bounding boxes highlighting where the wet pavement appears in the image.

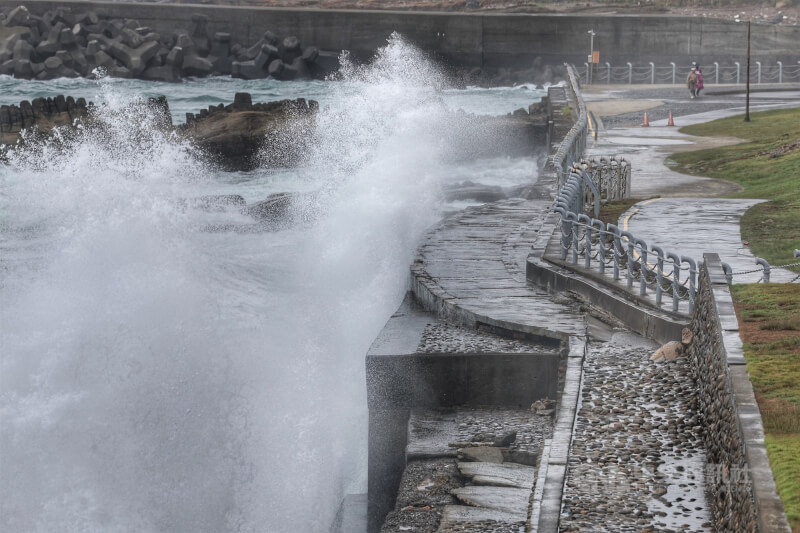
[584,84,800,282]
[560,331,713,533]
[376,84,800,533]
[621,198,799,283]
[412,198,585,339]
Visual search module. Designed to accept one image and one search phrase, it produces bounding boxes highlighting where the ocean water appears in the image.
[0,36,546,532]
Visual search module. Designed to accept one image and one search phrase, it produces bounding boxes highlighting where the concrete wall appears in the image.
[3,1,798,69]
[688,254,791,533]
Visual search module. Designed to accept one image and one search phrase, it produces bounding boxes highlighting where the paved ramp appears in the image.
[411,198,585,340]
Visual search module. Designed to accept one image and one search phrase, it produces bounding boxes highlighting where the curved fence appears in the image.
[549,162,800,316]
[546,64,588,187]
[554,163,700,315]
[578,61,800,85]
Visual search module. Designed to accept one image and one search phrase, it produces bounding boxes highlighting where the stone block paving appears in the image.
[413,199,584,337]
[381,407,553,533]
[560,333,713,533]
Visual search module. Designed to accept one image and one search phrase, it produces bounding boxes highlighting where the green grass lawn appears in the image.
[735,282,800,532]
[668,108,800,531]
[668,108,800,267]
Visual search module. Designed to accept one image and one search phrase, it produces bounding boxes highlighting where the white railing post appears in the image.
[713,61,719,84]
[777,61,782,83]
[627,62,632,84]
[756,61,761,84]
[606,61,611,83]
[649,61,655,84]
[670,62,675,84]
[735,61,740,84]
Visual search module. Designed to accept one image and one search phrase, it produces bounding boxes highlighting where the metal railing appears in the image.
[552,163,700,315]
[549,162,800,316]
[578,61,800,85]
[546,64,588,186]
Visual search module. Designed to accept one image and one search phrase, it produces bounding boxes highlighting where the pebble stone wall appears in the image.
[687,257,758,532]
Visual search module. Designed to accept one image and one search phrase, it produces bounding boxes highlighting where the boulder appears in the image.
[107,39,160,76]
[11,35,33,61]
[43,55,62,71]
[5,5,31,27]
[209,32,232,74]
[120,27,144,49]
[180,97,317,170]
[36,22,66,56]
[181,53,213,77]
[142,64,180,83]
[0,59,14,76]
[280,35,301,63]
[190,13,210,56]
[165,46,184,68]
[0,26,31,63]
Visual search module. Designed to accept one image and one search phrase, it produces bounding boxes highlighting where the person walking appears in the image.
[694,63,704,97]
[686,67,698,99]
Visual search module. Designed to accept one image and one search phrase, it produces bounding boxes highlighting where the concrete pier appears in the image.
[3,1,799,69]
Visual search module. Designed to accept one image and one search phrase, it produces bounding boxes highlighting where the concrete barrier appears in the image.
[3,1,798,70]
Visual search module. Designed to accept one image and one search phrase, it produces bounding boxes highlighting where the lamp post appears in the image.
[588,29,596,84]
[745,21,751,122]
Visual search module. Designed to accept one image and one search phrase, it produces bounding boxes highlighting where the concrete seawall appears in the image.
[3,1,799,69]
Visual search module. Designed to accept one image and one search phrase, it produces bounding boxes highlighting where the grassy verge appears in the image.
[667,108,800,532]
[733,284,800,532]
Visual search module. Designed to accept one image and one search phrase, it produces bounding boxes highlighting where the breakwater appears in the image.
[0,3,333,81]
[2,1,799,77]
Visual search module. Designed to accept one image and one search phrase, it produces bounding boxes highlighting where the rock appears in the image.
[43,55,63,71]
[180,97,316,170]
[451,486,530,518]
[59,27,76,46]
[5,5,31,27]
[458,461,536,489]
[301,45,319,64]
[650,341,683,362]
[165,46,184,68]
[107,39,160,76]
[209,32,232,74]
[36,22,65,56]
[0,26,31,64]
[120,27,144,49]
[182,53,213,77]
[494,431,517,447]
[281,35,301,63]
[0,59,15,76]
[232,92,252,109]
[458,446,504,463]
[13,58,33,78]
[55,50,73,68]
[190,13,210,55]
[142,64,180,83]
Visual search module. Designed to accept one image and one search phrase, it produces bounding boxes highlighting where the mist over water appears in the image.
[1,35,543,532]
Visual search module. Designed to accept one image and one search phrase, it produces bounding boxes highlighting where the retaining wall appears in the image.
[687,253,791,532]
[3,1,799,69]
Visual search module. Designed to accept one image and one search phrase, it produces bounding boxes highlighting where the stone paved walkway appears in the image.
[411,199,585,340]
[560,331,712,533]
[622,198,799,284]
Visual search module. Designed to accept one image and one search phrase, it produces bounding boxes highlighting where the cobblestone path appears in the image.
[560,332,713,532]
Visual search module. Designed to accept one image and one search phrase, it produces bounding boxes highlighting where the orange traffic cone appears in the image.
[641,112,650,127]
[667,110,675,126]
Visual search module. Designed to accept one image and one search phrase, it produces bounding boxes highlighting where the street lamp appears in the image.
[588,29,596,84]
